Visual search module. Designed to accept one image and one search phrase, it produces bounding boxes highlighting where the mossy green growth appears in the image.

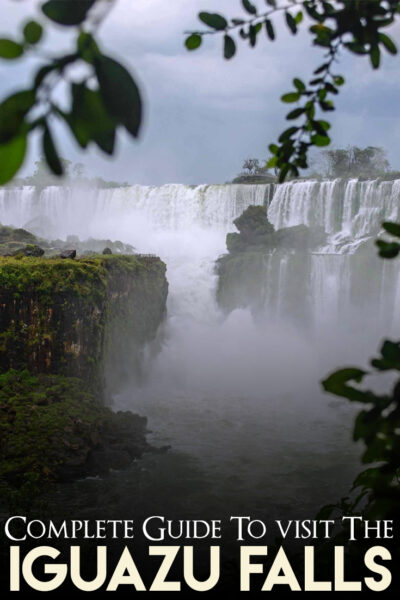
[0,368,150,511]
[0,369,104,510]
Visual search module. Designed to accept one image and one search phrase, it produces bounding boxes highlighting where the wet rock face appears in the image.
[226,205,326,254]
[217,206,327,315]
[0,254,168,394]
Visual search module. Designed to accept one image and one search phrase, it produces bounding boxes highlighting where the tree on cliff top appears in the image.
[242,158,261,175]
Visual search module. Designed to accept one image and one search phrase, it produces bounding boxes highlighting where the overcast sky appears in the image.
[1,0,400,185]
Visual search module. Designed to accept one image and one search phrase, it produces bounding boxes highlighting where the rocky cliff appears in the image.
[216,206,324,316]
[0,254,167,393]
[0,254,168,504]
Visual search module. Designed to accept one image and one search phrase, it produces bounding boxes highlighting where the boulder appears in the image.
[233,205,275,242]
[12,244,45,257]
[60,249,76,259]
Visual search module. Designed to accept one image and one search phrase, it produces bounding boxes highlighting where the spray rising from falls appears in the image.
[0,178,399,515]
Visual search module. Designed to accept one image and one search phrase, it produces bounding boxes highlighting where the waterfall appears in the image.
[1,177,397,516]
[0,178,399,337]
[0,183,271,240]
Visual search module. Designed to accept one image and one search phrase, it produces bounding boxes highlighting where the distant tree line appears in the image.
[236,146,396,183]
[319,145,391,179]
[12,156,129,189]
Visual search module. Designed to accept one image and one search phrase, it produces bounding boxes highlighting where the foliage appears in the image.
[11,154,129,188]
[0,369,150,513]
[322,342,400,520]
[0,0,142,184]
[0,369,101,509]
[187,0,400,182]
[242,157,261,174]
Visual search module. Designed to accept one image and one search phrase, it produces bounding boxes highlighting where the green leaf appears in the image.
[376,239,400,259]
[285,12,297,34]
[67,83,116,154]
[278,126,298,142]
[287,108,305,120]
[23,21,43,45]
[77,32,100,62]
[281,92,300,103]
[314,63,329,75]
[379,33,397,55]
[265,19,275,40]
[370,45,380,69]
[266,156,278,168]
[242,0,257,15]
[322,368,371,403]
[319,100,335,111]
[269,143,278,155]
[224,35,236,59]
[185,34,202,51]
[0,90,35,144]
[199,12,227,30]
[0,39,23,59]
[42,0,96,26]
[378,340,400,367]
[311,134,330,146]
[0,134,27,184]
[293,78,305,92]
[312,120,330,135]
[43,125,63,176]
[295,11,303,25]
[383,222,400,237]
[333,75,345,86]
[278,164,290,183]
[95,55,142,138]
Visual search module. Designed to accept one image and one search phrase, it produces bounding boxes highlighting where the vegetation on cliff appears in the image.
[0,253,168,507]
[0,369,149,511]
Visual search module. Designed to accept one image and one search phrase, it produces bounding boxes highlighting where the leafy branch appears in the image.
[0,0,142,184]
[186,0,400,181]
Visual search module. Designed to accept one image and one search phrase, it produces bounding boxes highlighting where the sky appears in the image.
[1,0,400,185]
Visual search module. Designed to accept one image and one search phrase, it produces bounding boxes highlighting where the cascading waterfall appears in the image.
[1,177,399,517]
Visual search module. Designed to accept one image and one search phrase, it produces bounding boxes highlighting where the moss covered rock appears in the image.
[0,254,168,394]
[0,370,149,507]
